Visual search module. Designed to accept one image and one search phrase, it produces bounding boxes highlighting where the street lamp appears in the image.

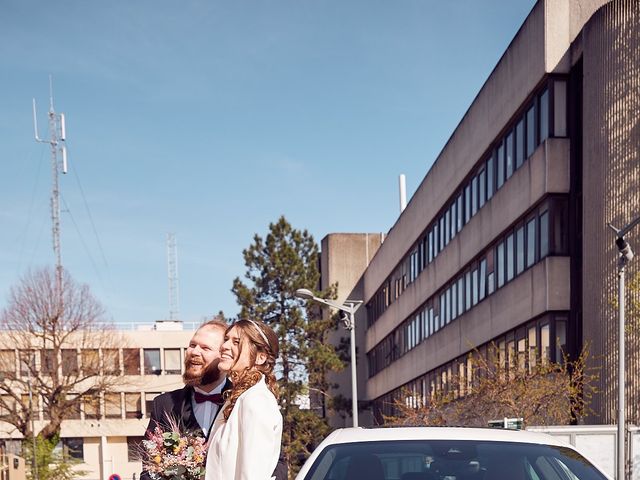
[295,288,363,427]
[608,213,640,480]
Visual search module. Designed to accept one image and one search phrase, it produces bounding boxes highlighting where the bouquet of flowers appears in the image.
[142,417,207,480]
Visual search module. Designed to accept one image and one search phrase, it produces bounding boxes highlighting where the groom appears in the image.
[141,318,287,480]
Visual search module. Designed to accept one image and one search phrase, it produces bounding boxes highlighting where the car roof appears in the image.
[319,426,571,448]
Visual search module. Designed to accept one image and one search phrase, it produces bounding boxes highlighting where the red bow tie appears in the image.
[193,391,224,405]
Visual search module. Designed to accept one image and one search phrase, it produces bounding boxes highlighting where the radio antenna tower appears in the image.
[33,75,68,313]
[167,233,180,321]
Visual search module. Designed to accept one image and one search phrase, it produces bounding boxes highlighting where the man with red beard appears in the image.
[141,319,287,480]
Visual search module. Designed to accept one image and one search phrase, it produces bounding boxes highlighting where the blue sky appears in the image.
[1,0,536,326]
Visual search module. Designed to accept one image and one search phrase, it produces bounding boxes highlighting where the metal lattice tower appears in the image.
[167,233,180,321]
[33,76,68,313]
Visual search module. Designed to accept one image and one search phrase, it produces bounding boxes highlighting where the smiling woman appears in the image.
[205,319,282,480]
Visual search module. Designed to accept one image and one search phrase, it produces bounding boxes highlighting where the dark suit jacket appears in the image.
[140,384,287,480]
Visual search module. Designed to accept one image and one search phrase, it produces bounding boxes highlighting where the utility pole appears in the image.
[33,75,68,314]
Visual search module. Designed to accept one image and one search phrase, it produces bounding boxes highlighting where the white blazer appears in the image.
[205,375,283,480]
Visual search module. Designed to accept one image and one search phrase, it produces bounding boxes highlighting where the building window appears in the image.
[526,103,537,158]
[540,88,549,142]
[471,175,478,217]
[506,233,514,282]
[496,242,505,288]
[127,437,144,462]
[143,349,161,375]
[486,156,494,200]
[506,130,514,180]
[497,143,505,189]
[540,211,549,259]
[456,194,464,232]
[145,392,161,418]
[479,169,486,209]
[40,349,55,375]
[528,325,537,372]
[164,349,181,375]
[124,349,140,375]
[540,324,550,364]
[83,392,100,420]
[61,438,83,461]
[464,184,471,224]
[81,349,99,376]
[526,218,536,268]
[472,268,479,306]
[516,118,525,169]
[103,349,120,375]
[61,349,78,376]
[104,393,122,419]
[516,226,525,275]
[125,393,142,419]
[479,259,487,301]
[451,283,458,320]
[0,350,15,374]
[19,351,35,377]
[457,277,464,314]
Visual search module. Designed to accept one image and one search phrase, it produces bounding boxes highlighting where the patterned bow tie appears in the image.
[193,391,224,405]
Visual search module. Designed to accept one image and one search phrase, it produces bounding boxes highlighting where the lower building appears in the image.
[0,321,195,480]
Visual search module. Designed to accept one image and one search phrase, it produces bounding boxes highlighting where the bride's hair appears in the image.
[222,319,279,420]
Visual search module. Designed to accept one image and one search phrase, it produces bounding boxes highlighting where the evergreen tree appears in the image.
[232,216,343,477]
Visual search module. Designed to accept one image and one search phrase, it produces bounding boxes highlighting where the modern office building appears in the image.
[0,321,195,480]
[321,0,640,427]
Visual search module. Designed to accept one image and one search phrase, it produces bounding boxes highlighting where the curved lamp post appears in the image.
[608,213,640,480]
[295,288,363,427]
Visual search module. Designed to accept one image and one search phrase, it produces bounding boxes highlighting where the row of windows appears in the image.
[0,390,166,421]
[5,437,142,463]
[0,346,184,377]
[367,198,568,377]
[367,79,567,327]
[373,314,569,422]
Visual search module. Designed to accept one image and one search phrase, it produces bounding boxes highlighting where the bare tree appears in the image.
[384,344,599,428]
[0,267,126,443]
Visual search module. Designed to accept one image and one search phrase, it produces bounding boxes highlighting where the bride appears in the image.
[205,319,283,480]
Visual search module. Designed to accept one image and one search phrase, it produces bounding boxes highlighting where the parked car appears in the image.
[296,427,611,480]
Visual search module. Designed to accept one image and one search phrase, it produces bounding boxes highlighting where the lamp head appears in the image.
[616,236,634,263]
[295,288,315,300]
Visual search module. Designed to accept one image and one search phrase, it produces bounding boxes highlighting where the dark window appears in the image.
[472,268,479,306]
[451,283,458,320]
[497,242,505,288]
[526,219,536,268]
[486,156,494,199]
[61,349,78,376]
[516,118,525,169]
[457,277,464,314]
[449,203,456,240]
[433,224,439,257]
[123,349,140,375]
[127,437,144,462]
[540,211,549,258]
[444,210,450,246]
[516,226,525,275]
[506,234,514,282]
[497,143,505,189]
[61,438,83,461]
[464,184,471,224]
[428,230,433,263]
[479,259,487,301]
[540,88,549,142]
[41,349,55,375]
[471,176,478,216]
[456,194,463,232]
[526,103,537,157]
[479,169,486,208]
[506,131,514,179]
[465,271,472,310]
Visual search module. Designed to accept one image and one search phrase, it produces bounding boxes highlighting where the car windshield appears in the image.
[302,440,607,480]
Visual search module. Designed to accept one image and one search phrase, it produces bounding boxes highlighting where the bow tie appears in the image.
[193,391,224,405]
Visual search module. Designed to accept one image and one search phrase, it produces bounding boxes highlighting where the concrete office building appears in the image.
[0,322,196,480]
[321,0,640,427]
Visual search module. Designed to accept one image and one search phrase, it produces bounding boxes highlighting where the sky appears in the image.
[1,0,536,327]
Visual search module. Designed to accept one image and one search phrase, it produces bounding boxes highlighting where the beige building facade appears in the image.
[0,322,195,480]
[321,0,640,426]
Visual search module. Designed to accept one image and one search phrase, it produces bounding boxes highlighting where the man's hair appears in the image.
[199,316,227,333]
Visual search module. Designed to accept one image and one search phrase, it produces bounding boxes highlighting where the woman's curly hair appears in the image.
[222,319,279,421]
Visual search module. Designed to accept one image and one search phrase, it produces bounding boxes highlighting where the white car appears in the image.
[296,427,612,480]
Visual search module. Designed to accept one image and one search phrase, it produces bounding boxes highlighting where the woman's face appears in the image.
[219,325,253,373]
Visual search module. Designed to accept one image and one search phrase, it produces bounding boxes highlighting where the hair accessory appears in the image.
[245,319,270,346]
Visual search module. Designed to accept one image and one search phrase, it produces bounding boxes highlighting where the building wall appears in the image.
[581,0,640,424]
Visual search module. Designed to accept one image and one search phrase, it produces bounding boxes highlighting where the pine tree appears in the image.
[232,216,343,477]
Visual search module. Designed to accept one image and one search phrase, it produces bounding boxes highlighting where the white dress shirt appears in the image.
[191,378,226,437]
[205,375,282,480]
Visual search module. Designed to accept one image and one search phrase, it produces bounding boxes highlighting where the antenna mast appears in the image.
[167,233,180,321]
[33,75,68,312]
